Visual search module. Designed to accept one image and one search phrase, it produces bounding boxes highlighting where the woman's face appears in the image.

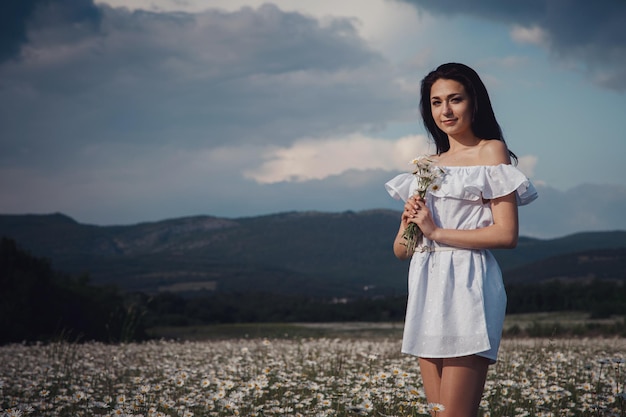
[429,78,473,138]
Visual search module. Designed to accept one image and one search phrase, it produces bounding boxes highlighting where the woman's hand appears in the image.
[405,196,437,240]
[402,195,439,240]
[395,194,440,259]
[401,196,418,227]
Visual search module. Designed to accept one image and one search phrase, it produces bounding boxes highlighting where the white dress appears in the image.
[385,164,538,362]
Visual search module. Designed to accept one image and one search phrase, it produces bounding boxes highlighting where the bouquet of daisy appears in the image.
[402,155,445,253]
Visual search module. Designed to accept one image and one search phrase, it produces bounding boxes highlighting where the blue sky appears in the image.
[1,0,625,238]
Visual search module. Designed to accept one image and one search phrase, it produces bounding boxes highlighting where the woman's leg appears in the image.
[419,355,490,417]
[418,357,443,405]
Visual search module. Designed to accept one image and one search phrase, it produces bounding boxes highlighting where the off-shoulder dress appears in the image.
[385,164,538,363]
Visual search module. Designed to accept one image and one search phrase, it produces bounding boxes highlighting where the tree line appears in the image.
[0,237,145,344]
[1,236,625,344]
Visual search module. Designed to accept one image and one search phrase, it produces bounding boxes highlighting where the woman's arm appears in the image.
[394,189,519,257]
[419,192,519,249]
[393,218,414,260]
[393,194,420,260]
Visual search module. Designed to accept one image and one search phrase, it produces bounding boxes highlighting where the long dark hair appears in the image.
[419,62,517,163]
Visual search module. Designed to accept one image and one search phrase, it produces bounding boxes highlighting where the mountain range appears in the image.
[1,211,625,297]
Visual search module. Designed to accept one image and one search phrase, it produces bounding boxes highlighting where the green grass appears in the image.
[504,311,622,330]
[146,312,625,341]
[147,321,405,340]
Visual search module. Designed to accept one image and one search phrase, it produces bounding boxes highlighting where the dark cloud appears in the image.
[0,4,410,168]
[399,0,546,22]
[398,0,626,91]
[0,1,40,61]
[0,0,101,62]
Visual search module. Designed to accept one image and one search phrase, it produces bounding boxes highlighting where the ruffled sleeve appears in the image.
[384,173,416,202]
[432,164,538,206]
[482,164,538,206]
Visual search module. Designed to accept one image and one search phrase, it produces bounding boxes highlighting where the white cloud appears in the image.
[244,134,432,184]
[517,154,538,178]
[510,25,548,46]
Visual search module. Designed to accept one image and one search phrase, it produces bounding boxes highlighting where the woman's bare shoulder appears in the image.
[478,139,511,165]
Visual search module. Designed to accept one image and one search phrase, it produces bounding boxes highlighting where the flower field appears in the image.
[1,337,625,417]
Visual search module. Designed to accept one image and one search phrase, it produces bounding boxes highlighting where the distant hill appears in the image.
[1,211,625,297]
[505,248,626,285]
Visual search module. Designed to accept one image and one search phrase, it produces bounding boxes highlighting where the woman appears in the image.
[385,63,537,417]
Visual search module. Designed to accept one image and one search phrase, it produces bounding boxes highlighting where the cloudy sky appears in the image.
[1,0,625,238]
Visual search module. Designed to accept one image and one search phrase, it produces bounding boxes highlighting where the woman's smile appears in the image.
[430,78,473,138]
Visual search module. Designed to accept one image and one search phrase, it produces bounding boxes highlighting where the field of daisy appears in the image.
[1,332,625,417]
